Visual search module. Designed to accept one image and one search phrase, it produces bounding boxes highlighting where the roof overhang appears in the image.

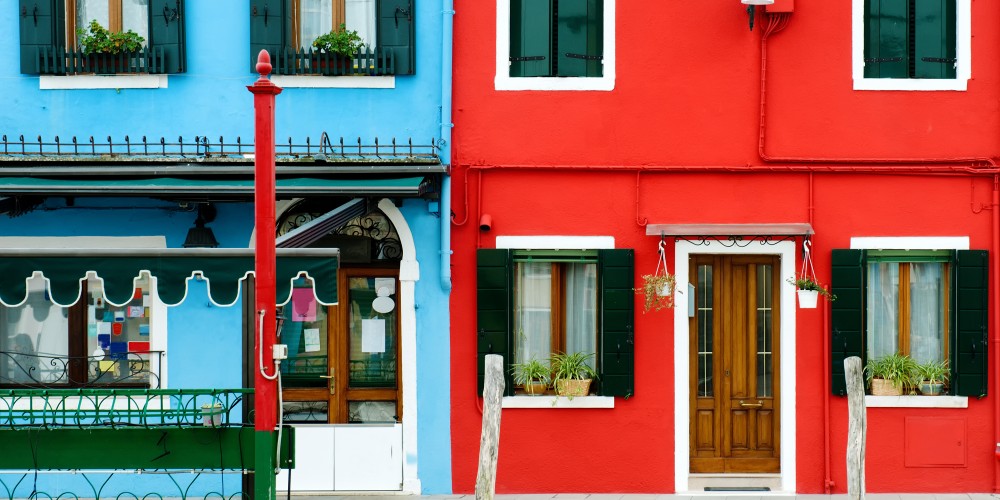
[0,176,431,197]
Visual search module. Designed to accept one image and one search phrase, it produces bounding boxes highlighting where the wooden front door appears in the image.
[690,255,780,473]
[280,268,402,424]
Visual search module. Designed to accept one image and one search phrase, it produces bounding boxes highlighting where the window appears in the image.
[249,0,415,75]
[18,0,186,75]
[830,249,988,397]
[853,0,970,90]
[496,0,615,91]
[0,276,157,388]
[477,248,634,397]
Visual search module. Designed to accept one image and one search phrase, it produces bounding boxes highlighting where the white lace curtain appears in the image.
[867,262,944,363]
[514,262,597,371]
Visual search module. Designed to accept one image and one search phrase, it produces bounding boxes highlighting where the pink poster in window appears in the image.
[292,288,316,322]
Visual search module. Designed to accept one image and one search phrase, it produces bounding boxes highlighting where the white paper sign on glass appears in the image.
[304,328,321,353]
[361,318,386,353]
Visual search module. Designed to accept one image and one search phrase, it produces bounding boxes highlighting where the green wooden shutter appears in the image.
[555,0,602,77]
[864,0,908,78]
[477,249,513,396]
[598,249,634,397]
[831,249,865,396]
[19,0,64,74]
[953,250,988,397]
[148,0,185,74]
[509,0,551,77]
[377,0,415,75]
[913,0,956,79]
[249,0,287,73]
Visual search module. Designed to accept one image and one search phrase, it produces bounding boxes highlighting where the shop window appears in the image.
[477,248,634,397]
[830,249,987,397]
[18,0,186,75]
[0,275,158,388]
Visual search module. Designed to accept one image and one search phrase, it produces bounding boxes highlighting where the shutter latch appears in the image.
[163,1,181,26]
[21,5,38,26]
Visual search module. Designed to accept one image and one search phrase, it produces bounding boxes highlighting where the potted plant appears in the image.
[914,359,950,396]
[76,20,145,74]
[311,24,364,74]
[638,272,675,313]
[788,275,835,309]
[511,358,551,396]
[550,351,597,397]
[864,352,918,396]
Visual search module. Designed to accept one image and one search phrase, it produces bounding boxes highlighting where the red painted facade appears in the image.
[450,1,1000,494]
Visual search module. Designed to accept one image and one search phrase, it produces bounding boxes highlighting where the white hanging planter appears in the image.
[658,281,674,297]
[796,289,819,309]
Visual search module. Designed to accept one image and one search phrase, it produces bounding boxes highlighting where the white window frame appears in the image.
[852,0,971,91]
[494,0,616,92]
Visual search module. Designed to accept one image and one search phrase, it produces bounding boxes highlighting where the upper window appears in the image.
[249,0,415,75]
[830,248,988,397]
[18,0,186,75]
[477,247,634,398]
[853,0,970,91]
[496,0,616,91]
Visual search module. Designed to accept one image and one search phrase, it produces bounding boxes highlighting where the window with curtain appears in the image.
[295,0,376,49]
[866,259,948,364]
[72,0,150,48]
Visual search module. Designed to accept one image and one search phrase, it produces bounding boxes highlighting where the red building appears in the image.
[450,0,999,495]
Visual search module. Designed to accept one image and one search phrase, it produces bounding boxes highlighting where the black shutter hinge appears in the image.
[921,57,957,63]
[21,5,38,26]
[627,325,634,345]
[394,2,412,29]
[864,57,903,63]
[510,56,545,62]
[252,4,270,26]
[163,1,181,26]
[566,53,603,61]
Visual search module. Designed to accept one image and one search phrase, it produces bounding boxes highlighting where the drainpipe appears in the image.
[440,0,455,291]
[993,175,1000,494]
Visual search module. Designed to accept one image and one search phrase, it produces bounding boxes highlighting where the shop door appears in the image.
[689,255,780,473]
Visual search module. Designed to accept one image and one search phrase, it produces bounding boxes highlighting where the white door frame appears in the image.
[673,240,797,493]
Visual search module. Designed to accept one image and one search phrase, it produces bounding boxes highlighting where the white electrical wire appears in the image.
[258,309,279,381]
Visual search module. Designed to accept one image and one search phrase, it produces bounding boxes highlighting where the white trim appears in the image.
[866,395,968,408]
[495,235,615,249]
[852,0,971,91]
[674,241,797,494]
[850,236,970,250]
[494,0,616,91]
[270,75,396,89]
[39,75,168,90]
[502,395,614,408]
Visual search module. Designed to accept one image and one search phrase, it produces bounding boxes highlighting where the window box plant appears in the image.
[76,20,145,74]
[788,275,835,309]
[914,359,950,396]
[311,24,364,75]
[550,351,597,397]
[864,352,918,396]
[511,358,551,396]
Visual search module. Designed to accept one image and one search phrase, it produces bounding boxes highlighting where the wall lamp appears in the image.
[742,0,774,31]
[183,203,220,248]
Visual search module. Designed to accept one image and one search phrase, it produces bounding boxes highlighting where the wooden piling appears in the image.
[475,354,504,500]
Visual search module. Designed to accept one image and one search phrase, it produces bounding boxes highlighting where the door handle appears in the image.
[739,400,763,408]
[320,369,335,395]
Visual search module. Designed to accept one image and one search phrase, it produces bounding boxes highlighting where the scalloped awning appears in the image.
[0,248,339,307]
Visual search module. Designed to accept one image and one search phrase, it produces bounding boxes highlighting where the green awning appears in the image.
[0,176,427,196]
[0,248,339,307]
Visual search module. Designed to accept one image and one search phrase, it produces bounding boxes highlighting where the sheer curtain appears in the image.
[564,263,597,371]
[121,0,149,43]
[0,276,69,384]
[345,0,376,48]
[867,262,899,359]
[301,0,334,49]
[909,263,944,363]
[77,0,110,34]
[514,263,551,365]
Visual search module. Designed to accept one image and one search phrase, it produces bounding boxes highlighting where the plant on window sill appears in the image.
[550,351,597,399]
[914,359,950,396]
[864,352,919,396]
[312,24,364,58]
[511,358,551,396]
[77,20,145,55]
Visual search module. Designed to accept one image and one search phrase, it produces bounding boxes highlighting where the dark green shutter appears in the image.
[555,0,602,77]
[864,0,908,78]
[249,0,288,73]
[953,250,988,397]
[831,249,865,396]
[477,249,513,396]
[509,0,551,77]
[598,249,634,397]
[913,0,956,79]
[378,0,415,75]
[19,0,64,74]
[149,0,185,74]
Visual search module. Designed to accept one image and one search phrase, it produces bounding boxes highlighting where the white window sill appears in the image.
[865,395,968,408]
[853,77,968,92]
[494,75,615,92]
[40,75,168,90]
[269,75,395,89]
[502,395,615,409]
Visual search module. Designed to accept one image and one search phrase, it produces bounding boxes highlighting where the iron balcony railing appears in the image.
[35,47,168,75]
[271,46,395,76]
[0,350,163,388]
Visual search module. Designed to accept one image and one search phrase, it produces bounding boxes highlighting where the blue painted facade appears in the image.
[0,0,452,495]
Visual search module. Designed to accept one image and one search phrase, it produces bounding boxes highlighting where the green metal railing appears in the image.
[271,47,396,76]
[36,46,167,75]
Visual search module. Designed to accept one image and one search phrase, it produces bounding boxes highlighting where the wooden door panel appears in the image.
[694,409,716,452]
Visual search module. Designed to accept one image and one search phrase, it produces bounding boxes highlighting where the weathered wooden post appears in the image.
[475,354,504,500]
[845,356,866,500]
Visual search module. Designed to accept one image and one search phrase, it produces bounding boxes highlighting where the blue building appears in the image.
[0,0,453,496]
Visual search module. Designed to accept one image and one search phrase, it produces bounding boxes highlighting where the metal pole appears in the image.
[247,49,282,500]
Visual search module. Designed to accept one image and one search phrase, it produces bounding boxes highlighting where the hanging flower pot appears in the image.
[796,289,819,308]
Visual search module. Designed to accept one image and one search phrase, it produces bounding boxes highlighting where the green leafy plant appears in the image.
[914,359,950,385]
[864,352,919,393]
[787,275,836,301]
[77,20,145,55]
[550,351,597,383]
[511,358,551,387]
[312,24,364,57]
[638,273,675,313]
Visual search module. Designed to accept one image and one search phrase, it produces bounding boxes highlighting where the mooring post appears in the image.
[476,354,504,500]
[845,356,866,500]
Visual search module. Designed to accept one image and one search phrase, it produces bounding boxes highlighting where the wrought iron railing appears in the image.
[0,388,249,429]
[35,46,168,75]
[0,350,163,388]
[272,46,395,76]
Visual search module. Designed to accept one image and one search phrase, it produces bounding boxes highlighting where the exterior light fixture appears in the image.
[742,0,774,31]
[183,204,220,248]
